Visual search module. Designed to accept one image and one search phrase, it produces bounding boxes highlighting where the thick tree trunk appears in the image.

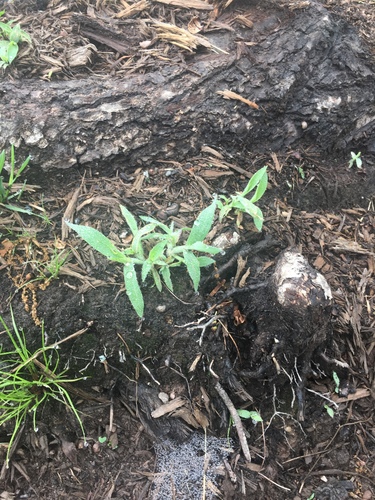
[0,0,374,173]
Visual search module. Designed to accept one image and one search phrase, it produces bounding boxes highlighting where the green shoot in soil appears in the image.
[217,166,268,230]
[67,199,221,317]
[348,151,362,169]
[227,409,262,443]
[0,145,30,204]
[332,371,340,394]
[0,310,86,467]
[0,11,31,68]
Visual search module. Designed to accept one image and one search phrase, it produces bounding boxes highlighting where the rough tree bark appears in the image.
[0,0,374,173]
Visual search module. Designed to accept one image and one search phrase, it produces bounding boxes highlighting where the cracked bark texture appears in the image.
[0,0,374,173]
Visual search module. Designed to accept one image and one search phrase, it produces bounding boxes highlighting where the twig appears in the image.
[258,472,291,492]
[214,380,252,462]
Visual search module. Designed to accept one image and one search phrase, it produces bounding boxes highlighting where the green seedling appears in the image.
[348,151,362,169]
[0,145,31,204]
[67,199,221,317]
[324,404,335,418]
[0,309,86,467]
[298,166,305,179]
[227,409,262,442]
[0,11,31,68]
[332,371,340,394]
[307,494,315,500]
[217,166,268,230]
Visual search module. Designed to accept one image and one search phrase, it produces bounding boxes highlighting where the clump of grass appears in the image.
[0,145,30,204]
[0,310,86,467]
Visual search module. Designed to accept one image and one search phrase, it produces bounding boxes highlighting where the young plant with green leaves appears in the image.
[0,11,31,68]
[227,409,262,442]
[0,310,86,467]
[66,199,221,317]
[348,151,362,169]
[217,166,268,230]
[0,145,30,204]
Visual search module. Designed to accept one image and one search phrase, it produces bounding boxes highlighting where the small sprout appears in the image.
[324,404,335,418]
[298,166,305,179]
[332,371,340,394]
[237,409,263,424]
[348,151,362,169]
[217,166,268,231]
[98,436,107,444]
[307,494,315,500]
[227,408,262,442]
[0,12,31,69]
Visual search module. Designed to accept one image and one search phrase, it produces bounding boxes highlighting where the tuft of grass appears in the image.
[0,309,86,467]
[0,145,30,205]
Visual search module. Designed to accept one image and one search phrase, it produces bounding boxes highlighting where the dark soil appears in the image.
[0,1,375,499]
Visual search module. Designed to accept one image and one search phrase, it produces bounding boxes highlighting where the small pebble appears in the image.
[158,392,169,403]
[156,304,166,313]
[363,491,372,500]
[301,121,308,129]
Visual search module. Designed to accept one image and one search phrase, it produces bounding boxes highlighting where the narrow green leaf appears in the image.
[232,199,264,231]
[0,149,5,172]
[187,241,221,255]
[151,268,162,291]
[139,215,171,234]
[7,41,18,65]
[124,263,144,317]
[183,250,201,291]
[120,205,138,235]
[186,197,217,245]
[141,260,152,282]
[250,167,268,203]
[241,166,267,197]
[160,266,173,291]
[148,240,167,262]
[197,256,216,268]
[66,222,126,262]
[131,223,156,257]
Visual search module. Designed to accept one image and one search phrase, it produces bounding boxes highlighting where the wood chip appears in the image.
[154,0,213,10]
[217,89,259,109]
[151,397,186,418]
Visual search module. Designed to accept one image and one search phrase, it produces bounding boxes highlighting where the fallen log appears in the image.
[0,0,374,176]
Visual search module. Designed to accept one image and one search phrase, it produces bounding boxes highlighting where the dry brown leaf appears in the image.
[217,89,259,109]
[271,152,282,172]
[188,16,203,34]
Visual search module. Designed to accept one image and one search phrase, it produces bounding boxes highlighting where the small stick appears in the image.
[214,380,252,462]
